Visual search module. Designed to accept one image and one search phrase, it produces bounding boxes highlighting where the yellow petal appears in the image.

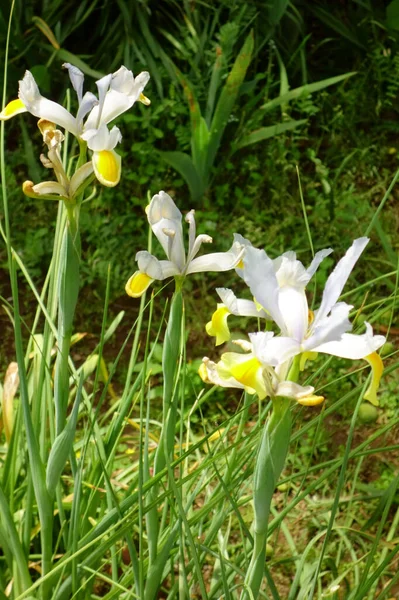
[0,98,27,120]
[297,394,325,406]
[139,93,151,106]
[92,150,121,187]
[205,305,231,345]
[229,356,265,398]
[363,352,384,406]
[125,271,153,298]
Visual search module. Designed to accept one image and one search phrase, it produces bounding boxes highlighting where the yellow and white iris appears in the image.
[0,64,150,189]
[200,333,325,405]
[203,238,386,405]
[125,191,245,297]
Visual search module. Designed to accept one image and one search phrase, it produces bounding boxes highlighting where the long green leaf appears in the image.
[206,31,254,175]
[46,375,83,494]
[261,72,356,112]
[158,150,205,203]
[235,119,307,150]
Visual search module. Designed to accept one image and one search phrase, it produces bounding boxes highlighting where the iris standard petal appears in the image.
[243,246,286,333]
[278,285,309,342]
[62,63,84,103]
[91,149,121,187]
[0,98,27,119]
[306,248,333,278]
[19,71,79,135]
[147,191,186,269]
[313,238,369,326]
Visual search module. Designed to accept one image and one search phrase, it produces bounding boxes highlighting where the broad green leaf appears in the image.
[207,31,254,175]
[158,150,205,203]
[235,119,307,150]
[261,72,356,112]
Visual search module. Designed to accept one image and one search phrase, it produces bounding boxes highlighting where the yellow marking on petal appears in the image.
[236,259,244,269]
[125,271,153,298]
[297,395,325,406]
[93,150,121,187]
[230,357,262,391]
[139,93,151,106]
[0,98,26,119]
[363,352,384,406]
[205,305,231,346]
[308,309,314,326]
[299,351,318,371]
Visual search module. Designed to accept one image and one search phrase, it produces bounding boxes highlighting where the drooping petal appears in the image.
[22,180,64,200]
[363,352,384,406]
[275,380,323,404]
[146,191,186,270]
[136,251,179,280]
[312,238,369,327]
[219,352,266,399]
[250,332,301,367]
[125,271,154,297]
[311,322,386,359]
[19,71,79,135]
[243,246,286,332]
[205,305,231,346]
[199,357,246,391]
[32,181,67,196]
[91,149,121,187]
[0,98,27,119]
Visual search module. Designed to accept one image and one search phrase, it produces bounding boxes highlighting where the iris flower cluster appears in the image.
[200,238,386,406]
[0,63,150,195]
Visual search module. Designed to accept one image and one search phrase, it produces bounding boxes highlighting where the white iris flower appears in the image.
[125,191,245,297]
[200,332,324,405]
[0,64,150,188]
[241,238,386,404]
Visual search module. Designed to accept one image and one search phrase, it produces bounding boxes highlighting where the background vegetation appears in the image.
[0,0,398,598]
